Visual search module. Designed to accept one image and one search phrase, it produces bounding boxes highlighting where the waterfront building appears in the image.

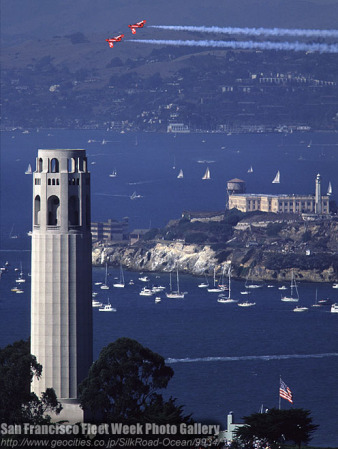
[228,174,329,215]
[91,217,129,242]
[31,149,92,422]
[218,412,244,443]
[167,123,190,133]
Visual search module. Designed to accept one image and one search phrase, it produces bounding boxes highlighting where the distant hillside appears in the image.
[2,0,338,131]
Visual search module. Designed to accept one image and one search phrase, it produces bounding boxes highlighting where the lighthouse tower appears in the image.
[315,173,322,214]
[31,149,92,421]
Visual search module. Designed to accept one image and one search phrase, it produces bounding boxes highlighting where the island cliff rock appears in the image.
[92,217,338,283]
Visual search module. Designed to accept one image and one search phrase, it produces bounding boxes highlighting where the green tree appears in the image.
[235,408,318,448]
[0,340,61,423]
[79,338,191,424]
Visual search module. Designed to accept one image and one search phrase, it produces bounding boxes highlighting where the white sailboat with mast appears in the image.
[198,272,209,288]
[166,266,185,298]
[217,264,238,303]
[100,263,110,290]
[113,263,125,288]
[207,267,224,292]
[202,167,211,180]
[25,164,32,174]
[177,169,184,179]
[272,170,280,184]
[281,270,299,302]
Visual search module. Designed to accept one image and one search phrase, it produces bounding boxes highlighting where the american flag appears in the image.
[279,379,293,403]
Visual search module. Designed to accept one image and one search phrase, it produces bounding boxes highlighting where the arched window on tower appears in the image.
[51,158,59,173]
[34,195,41,226]
[68,158,77,173]
[47,195,60,226]
[38,158,43,172]
[69,196,79,226]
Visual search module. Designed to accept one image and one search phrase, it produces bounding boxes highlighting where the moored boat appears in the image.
[238,301,256,307]
[99,299,116,312]
[331,303,338,313]
[293,306,309,312]
[281,270,299,302]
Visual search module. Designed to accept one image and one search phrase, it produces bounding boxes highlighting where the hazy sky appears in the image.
[2,0,338,40]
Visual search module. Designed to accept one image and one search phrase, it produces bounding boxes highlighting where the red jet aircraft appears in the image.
[105,34,124,48]
[128,20,146,34]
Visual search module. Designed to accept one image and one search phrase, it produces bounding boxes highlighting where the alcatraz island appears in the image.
[92,175,338,284]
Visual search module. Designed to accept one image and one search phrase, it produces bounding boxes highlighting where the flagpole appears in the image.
[279,376,281,410]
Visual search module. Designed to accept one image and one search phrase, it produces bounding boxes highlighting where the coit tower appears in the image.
[31,149,92,420]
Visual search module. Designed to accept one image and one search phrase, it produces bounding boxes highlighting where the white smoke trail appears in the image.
[166,353,338,364]
[150,25,338,39]
[128,39,338,53]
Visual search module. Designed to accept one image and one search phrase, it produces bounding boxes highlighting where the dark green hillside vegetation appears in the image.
[0,340,61,423]
[265,253,338,272]
[79,337,192,425]
[234,408,318,449]
[144,209,245,244]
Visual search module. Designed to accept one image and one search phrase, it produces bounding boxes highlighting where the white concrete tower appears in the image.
[31,149,92,421]
[315,173,322,214]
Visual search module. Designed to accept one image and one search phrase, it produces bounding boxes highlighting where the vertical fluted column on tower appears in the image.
[31,149,92,420]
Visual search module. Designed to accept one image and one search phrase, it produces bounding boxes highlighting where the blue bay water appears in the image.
[0,130,338,446]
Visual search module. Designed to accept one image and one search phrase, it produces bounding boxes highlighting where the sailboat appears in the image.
[217,265,238,303]
[311,289,321,308]
[177,169,184,179]
[25,164,32,174]
[109,169,117,178]
[207,267,224,293]
[130,191,142,200]
[327,181,332,196]
[166,267,185,298]
[245,269,262,289]
[218,264,229,290]
[15,262,26,284]
[198,272,209,288]
[272,170,280,184]
[281,270,299,302]
[9,224,18,239]
[202,167,211,180]
[247,166,253,173]
[100,263,110,290]
[113,264,125,288]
